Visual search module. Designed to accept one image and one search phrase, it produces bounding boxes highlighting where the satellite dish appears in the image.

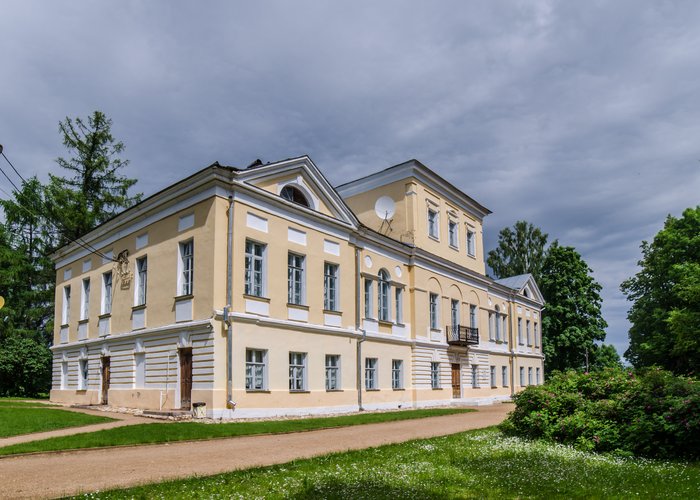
[0,296,4,310]
[374,196,395,219]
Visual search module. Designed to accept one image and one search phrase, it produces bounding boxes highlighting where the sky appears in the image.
[1,1,699,358]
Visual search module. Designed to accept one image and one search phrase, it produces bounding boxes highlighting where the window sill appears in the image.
[174,294,194,301]
[98,313,111,320]
[60,323,69,328]
[246,390,270,394]
[78,319,89,325]
[448,244,459,251]
[289,390,310,394]
[287,303,309,310]
[430,328,442,333]
[428,235,440,242]
[132,304,146,311]
[378,320,393,327]
[431,387,443,391]
[467,253,476,259]
[323,309,342,315]
[365,388,380,392]
[326,389,344,392]
[392,388,405,391]
[244,294,270,302]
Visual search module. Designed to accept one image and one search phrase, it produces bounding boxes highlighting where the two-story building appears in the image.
[50,156,544,418]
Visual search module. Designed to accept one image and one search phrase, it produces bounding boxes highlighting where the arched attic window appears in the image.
[377,269,391,322]
[280,185,310,208]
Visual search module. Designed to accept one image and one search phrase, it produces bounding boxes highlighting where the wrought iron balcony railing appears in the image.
[446,325,479,346]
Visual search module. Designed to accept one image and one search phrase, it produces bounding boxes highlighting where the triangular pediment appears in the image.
[494,273,545,305]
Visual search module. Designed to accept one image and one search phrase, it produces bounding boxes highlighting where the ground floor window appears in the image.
[365,358,378,390]
[528,367,533,386]
[536,367,541,385]
[520,367,525,386]
[502,365,508,387]
[246,349,267,390]
[325,354,340,391]
[431,362,440,389]
[392,359,403,389]
[490,365,497,387]
[289,352,306,391]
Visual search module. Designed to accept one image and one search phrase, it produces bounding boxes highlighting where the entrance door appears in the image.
[179,348,193,410]
[101,357,110,405]
[451,363,461,399]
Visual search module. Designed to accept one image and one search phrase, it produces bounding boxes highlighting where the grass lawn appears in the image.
[0,408,472,456]
[0,407,114,438]
[80,428,700,499]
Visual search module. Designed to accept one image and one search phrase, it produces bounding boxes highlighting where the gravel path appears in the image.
[0,403,513,499]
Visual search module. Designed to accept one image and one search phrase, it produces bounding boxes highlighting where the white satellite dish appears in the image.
[374,196,395,219]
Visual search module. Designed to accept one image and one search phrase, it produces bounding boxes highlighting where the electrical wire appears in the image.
[0,163,20,193]
[1,151,26,184]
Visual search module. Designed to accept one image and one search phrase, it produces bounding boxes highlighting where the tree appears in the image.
[589,343,622,371]
[621,207,700,375]
[540,244,608,374]
[45,111,141,244]
[487,220,550,281]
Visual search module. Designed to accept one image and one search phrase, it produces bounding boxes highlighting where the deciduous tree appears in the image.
[487,220,550,281]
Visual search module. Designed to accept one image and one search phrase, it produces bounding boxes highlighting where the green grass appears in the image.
[79,427,700,499]
[0,408,472,456]
[0,407,114,438]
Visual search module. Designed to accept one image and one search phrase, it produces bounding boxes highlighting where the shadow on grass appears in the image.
[287,478,446,500]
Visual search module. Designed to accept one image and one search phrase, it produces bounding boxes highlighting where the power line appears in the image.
[0,163,20,193]
[0,145,27,184]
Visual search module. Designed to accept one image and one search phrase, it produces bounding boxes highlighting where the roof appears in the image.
[494,273,533,290]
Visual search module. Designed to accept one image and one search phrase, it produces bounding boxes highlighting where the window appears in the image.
[179,240,194,296]
[518,318,523,345]
[365,358,378,390]
[520,367,525,386]
[134,353,145,388]
[395,288,403,324]
[289,352,306,391]
[526,320,531,346]
[534,322,539,347]
[448,220,458,247]
[450,299,459,330]
[244,240,265,296]
[81,278,90,320]
[429,293,439,329]
[502,315,508,344]
[488,312,494,340]
[490,366,497,387]
[377,269,391,322]
[528,367,533,386]
[60,361,68,390]
[431,362,440,389]
[325,355,340,391]
[287,253,305,305]
[78,359,88,390]
[494,307,501,341]
[502,366,508,387]
[392,360,403,389]
[469,305,477,329]
[135,257,147,306]
[466,229,476,256]
[427,208,439,238]
[102,272,112,315]
[323,263,339,311]
[472,365,479,388]
[62,285,71,325]
[364,279,374,318]
[246,349,266,390]
[536,367,541,385]
[280,185,310,207]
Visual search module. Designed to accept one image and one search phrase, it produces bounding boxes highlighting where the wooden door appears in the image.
[101,357,110,405]
[179,348,193,410]
[451,363,461,399]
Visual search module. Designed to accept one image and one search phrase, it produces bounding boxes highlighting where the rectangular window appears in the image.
[450,299,459,330]
[81,278,90,320]
[102,272,112,315]
[364,279,374,318]
[62,285,71,325]
[488,312,494,341]
[365,358,378,390]
[490,365,497,387]
[395,288,403,324]
[392,359,403,389]
[520,367,525,386]
[526,320,531,346]
[517,318,523,345]
[378,275,390,322]
[467,229,476,256]
[502,366,508,387]
[134,353,145,388]
[135,256,147,306]
[536,367,541,385]
[179,240,194,296]
[495,312,502,341]
[448,220,458,247]
[289,352,306,391]
[325,355,340,391]
[428,208,439,238]
[431,362,440,389]
[528,367,533,386]
[534,322,539,347]
[78,359,88,390]
[246,349,266,391]
[244,240,265,297]
[470,305,477,329]
[429,293,439,329]
[472,365,479,388]
[323,263,339,311]
[287,253,305,305]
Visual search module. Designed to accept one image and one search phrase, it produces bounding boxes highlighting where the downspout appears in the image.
[508,298,515,397]
[355,247,365,411]
[226,194,235,410]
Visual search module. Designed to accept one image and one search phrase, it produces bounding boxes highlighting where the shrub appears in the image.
[499,367,700,459]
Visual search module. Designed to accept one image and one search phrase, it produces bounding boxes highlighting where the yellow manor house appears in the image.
[50,156,544,418]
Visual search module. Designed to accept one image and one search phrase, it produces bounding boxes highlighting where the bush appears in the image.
[499,367,700,459]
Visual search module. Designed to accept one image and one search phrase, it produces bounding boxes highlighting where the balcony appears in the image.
[446,325,479,346]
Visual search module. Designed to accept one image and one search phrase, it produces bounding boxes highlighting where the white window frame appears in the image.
[518,318,523,345]
[377,269,391,322]
[135,256,147,306]
[469,305,477,329]
[450,299,460,330]
[244,240,266,297]
[325,354,341,391]
[494,307,501,341]
[62,285,71,325]
[528,367,533,386]
[289,352,307,392]
[488,312,494,340]
[246,349,267,391]
[430,362,440,389]
[534,322,539,347]
[502,365,508,387]
[395,288,403,324]
[466,228,476,257]
[526,320,531,346]
[392,359,403,389]
[323,263,339,311]
[365,357,378,390]
[134,352,146,388]
[520,367,525,386]
[448,220,458,248]
[101,272,112,315]
[287,252,305,305]
[364,279,374,319]
[78,358,88,390]
[178,240,194,296]
[427,208,439,239]
[490,365,497,387]
[429,293,439,330]
[472,365,479,388]
[80,278,90,320]
[536,367,541,385]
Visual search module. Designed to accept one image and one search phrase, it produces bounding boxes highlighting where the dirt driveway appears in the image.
[0,403,513,499]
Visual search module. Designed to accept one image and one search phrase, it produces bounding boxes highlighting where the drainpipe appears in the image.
[226,195,235,410]
[508,297,515,397]
[355,247,365,411]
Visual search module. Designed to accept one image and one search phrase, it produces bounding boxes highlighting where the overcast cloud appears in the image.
[1,1,699,358]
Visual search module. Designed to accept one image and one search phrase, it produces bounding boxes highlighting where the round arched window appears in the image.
[280,185,310,207]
